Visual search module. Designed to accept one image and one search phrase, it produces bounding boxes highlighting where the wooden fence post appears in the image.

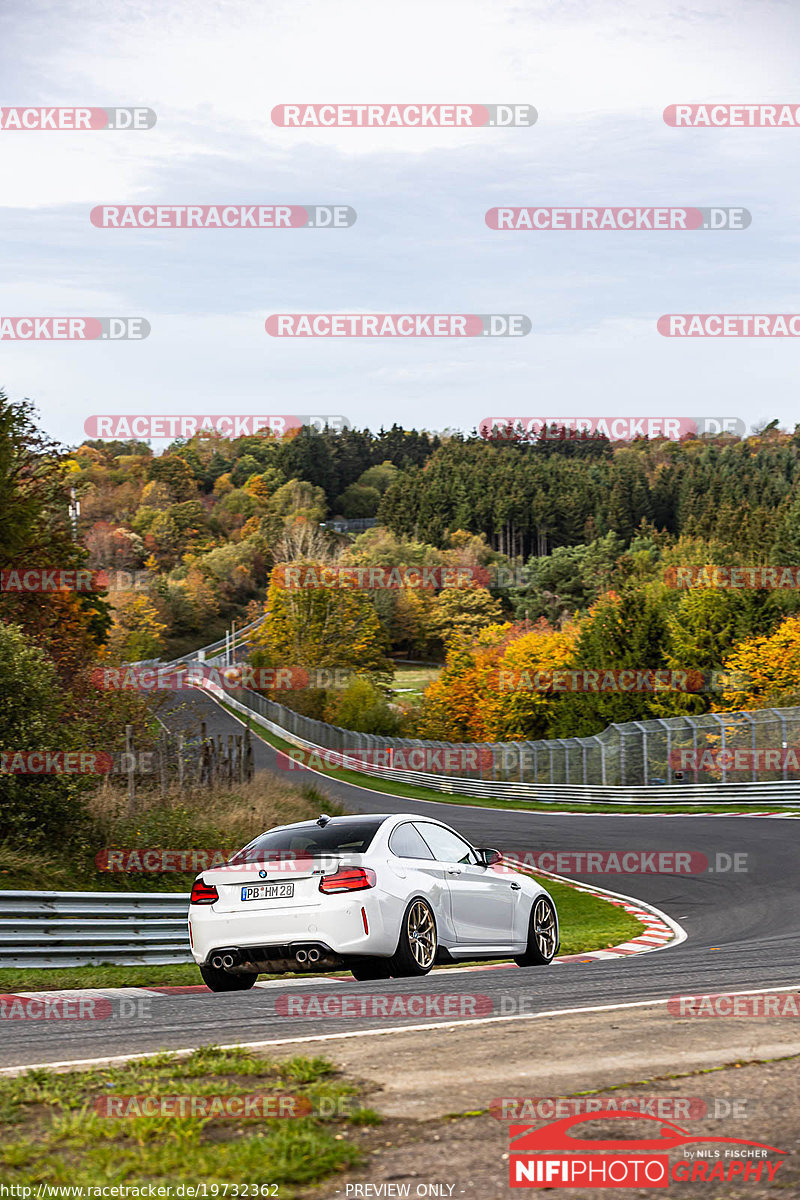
[159,729,169,798]
[126,725,136,815]
[177,733,185,792]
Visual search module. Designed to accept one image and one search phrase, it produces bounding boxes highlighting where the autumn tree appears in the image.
[426,585,505,651]
[717,614,800,710]
[107,595,168,661]
[254,562,392,675]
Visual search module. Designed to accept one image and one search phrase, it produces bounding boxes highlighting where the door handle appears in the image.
[510,882,522,890]
[446,868,462,876]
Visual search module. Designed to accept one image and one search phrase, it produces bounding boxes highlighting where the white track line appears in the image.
[3,983,800,1077]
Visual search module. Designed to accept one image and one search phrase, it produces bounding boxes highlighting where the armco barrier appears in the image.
[0,891,191,968]
[196,677,800,805]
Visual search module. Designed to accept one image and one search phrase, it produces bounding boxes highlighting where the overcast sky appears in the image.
[2,0,800,448]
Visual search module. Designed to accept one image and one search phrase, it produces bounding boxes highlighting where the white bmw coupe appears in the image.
[189,812,559,990]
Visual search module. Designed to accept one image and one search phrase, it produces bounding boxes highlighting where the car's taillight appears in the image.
[190,879,219,905]
[319,867,376,894]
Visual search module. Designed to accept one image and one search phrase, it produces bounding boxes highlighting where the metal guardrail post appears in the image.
[708,714,727,783]
[628,722,649,786]
[593,735,606,786]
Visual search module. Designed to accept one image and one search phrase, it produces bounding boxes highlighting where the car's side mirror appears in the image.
[476,847,503,867]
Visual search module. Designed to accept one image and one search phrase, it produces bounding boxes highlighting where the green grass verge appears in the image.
[0,1045,378,1189]
[218,697,795,815]
[0,874,644,993]
[389,661,441,706]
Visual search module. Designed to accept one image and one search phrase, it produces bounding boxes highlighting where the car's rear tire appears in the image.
[514,896,558,966]
[390,898,437,977]
[349,959,393,981]
[199,964,259,992]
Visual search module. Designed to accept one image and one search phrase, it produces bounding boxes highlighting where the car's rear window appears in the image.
[231,818,386,860]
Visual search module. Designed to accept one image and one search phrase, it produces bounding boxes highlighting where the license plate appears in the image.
[241,883,295,901]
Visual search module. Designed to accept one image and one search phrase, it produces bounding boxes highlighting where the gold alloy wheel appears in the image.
[407,899,436,968]
[533,896,557,959]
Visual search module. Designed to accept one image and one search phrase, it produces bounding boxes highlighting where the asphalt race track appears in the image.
[4,686,799,1071]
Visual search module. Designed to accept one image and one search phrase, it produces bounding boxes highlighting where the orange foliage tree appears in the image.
[417,619,579,742]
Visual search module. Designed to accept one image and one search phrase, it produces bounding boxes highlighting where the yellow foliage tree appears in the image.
[107,595,168,661]
[717,614,800,711]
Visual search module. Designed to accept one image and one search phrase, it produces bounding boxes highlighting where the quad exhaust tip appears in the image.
[211,946,328,970]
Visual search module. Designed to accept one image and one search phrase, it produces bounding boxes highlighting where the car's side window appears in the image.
[414,823,477,865]
[388,822,436,859]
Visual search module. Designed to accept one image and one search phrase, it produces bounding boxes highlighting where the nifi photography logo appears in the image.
[507,1111,785,1188]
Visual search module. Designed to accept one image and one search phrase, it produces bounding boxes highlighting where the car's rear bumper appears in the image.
[189,891,397,967]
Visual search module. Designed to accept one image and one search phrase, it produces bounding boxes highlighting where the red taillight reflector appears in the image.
[361,906,369,934]
[319,867,376,894]
[190,879,219,905]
